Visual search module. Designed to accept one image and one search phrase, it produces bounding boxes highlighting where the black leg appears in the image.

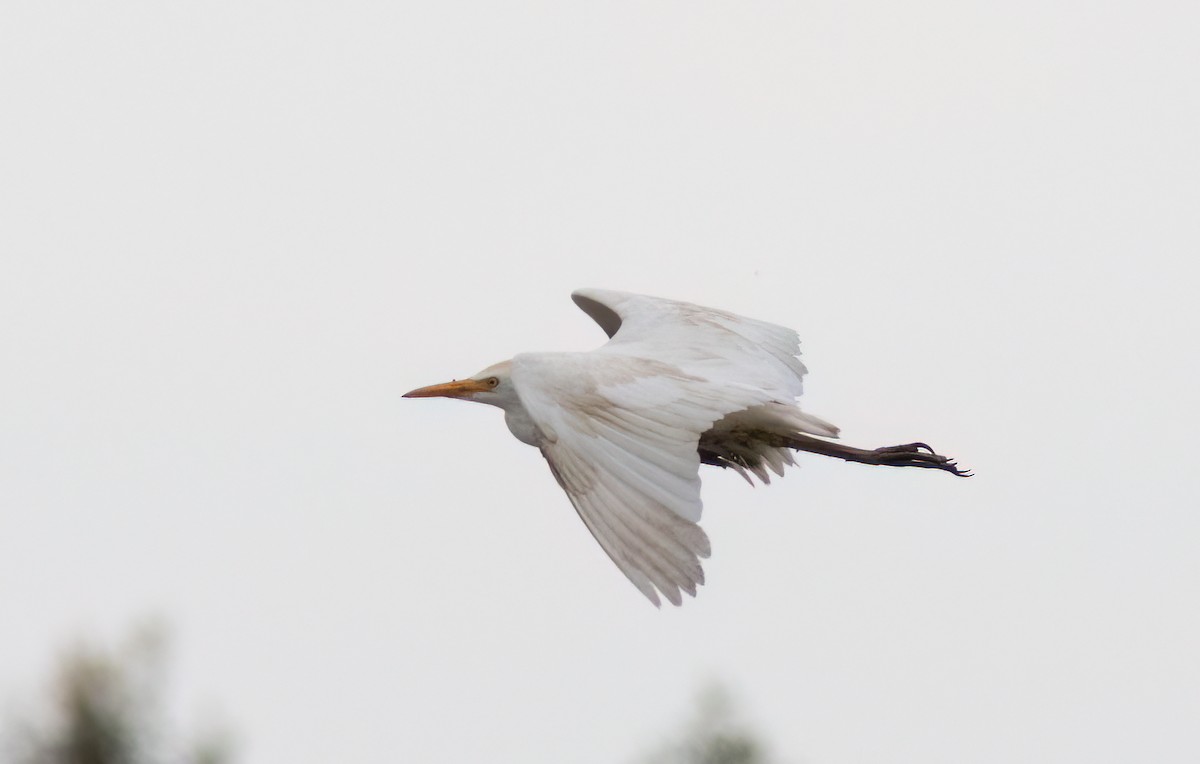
[785,434,972,477]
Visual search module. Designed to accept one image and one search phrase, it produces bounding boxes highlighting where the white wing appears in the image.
[571,288,810,400]
[510,289,827,606]
[512,352,773,606]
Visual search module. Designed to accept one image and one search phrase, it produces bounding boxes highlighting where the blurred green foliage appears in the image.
[640,683,779,764]
[3,624,232,764]
[7,627,784,764]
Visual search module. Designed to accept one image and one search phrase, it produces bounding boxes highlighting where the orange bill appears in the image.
[403,378,491,399]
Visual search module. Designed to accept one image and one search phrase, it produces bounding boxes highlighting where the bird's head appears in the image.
[403,360,517,409]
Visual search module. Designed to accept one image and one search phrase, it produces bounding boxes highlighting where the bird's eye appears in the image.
[487,377,499,388]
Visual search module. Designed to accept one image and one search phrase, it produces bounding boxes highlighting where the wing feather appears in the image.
[512,352,753,605]
[543,445,702,607]
[507,289,831,605]
[572,288,808,399]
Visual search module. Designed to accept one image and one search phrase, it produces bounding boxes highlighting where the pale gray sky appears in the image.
[2,2,1197,762]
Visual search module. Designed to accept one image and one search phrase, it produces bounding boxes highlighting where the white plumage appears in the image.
[405,289,968,606]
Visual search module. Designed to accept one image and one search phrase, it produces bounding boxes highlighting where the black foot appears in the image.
[872,443,973,477]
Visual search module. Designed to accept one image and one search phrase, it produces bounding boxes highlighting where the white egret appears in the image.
[405,289,968,606]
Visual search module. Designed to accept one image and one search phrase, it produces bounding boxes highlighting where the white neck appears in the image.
[502,400,544,446]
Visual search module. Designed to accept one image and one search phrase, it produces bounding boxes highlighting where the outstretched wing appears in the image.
[571,288,810,401]
[512,289,832,606]
[511,352,774,606]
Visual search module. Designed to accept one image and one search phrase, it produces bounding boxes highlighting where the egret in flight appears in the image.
[405,289,968,606]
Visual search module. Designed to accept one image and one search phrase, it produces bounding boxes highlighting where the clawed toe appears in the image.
[874,442,936,455]
[872,444,972,477]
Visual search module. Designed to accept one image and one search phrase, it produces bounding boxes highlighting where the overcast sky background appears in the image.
[2,2,1198,762]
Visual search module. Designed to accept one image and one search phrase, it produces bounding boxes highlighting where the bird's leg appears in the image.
[785,434,972,477]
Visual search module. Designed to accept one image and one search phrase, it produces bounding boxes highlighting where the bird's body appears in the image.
[406,289,967,606]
